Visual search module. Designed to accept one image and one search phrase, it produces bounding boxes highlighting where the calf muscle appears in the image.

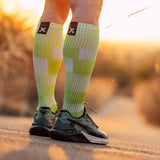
[70,0,103,26]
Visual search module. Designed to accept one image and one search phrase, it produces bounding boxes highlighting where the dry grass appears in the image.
[0,2,37,116]
[134,78,160,126]
[86,77,116,110]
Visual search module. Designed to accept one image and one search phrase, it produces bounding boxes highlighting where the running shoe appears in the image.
[50,108,108,144]
[29,107,57,137]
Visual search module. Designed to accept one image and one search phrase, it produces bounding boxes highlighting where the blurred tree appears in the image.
[0,0,37,116]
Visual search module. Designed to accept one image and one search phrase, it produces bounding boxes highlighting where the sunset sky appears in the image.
[5,0,160,40]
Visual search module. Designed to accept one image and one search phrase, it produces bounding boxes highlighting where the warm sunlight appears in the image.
[8,0,160,40]
[1,1,160,156]
[101,0,160,40]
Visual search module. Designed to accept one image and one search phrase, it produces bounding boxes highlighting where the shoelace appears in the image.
[84,102,98,114]
[84,102,99,128]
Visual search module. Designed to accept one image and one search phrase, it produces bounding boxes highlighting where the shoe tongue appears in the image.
[40,106,50,109]
[60,108,86,119]
[39,107,50,114]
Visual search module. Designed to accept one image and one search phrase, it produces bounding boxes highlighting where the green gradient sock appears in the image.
[33,22,63,113]
[63,22,99,118]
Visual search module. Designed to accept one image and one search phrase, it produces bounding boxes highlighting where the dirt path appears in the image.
[0,96,160,160]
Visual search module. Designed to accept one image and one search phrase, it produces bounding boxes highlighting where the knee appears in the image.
[41,0,70,24]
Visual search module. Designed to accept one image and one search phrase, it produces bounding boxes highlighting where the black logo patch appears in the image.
[37,22,50,34]
[67,22,78,36]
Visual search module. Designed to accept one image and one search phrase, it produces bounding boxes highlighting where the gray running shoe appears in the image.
[50,108,108,144]
[29,107,57,137]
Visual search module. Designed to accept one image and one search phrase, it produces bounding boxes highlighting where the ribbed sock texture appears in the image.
[63,22,99,118]
[33,22,63,113]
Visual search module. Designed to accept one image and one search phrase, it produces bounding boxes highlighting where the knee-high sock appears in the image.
[63,22,99,118]
[33,22,63,113]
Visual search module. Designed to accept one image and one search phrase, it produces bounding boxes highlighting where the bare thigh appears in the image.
[69,0,103,26]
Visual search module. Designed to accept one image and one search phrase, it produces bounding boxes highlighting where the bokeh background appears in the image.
[0,0,160,127]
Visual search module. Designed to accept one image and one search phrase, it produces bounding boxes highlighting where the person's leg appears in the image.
[33,0,70,113]
[40,0,70,24]
[62,0,103,117]
[50,0,108,145]
[30,0,69,136]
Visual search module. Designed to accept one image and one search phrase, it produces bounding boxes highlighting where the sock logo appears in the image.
[37,22,50,34]
[39,27,47,33]
[67,22,78,36]
[68,28,75,34]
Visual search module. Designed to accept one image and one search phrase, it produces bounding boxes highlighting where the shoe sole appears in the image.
[29,125,50,137]
[81,131,108,145]
[50,129,108,145]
